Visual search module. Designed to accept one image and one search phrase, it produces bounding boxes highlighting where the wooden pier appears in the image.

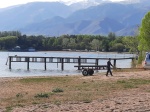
[8,56,135,71]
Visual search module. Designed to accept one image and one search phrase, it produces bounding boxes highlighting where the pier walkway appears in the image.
[8,56,135,71]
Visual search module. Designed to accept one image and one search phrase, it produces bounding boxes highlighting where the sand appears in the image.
[1,70,150,112]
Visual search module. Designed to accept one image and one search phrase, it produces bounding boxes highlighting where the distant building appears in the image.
[12,46,21,51]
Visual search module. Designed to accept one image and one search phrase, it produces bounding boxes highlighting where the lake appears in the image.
[0,51,135,77]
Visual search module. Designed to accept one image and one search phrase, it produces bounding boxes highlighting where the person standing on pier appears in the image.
[106,58,113,76]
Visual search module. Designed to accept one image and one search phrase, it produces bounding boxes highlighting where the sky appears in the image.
[0,0,125,8]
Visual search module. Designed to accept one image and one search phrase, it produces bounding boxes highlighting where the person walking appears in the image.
[106,58,113,76]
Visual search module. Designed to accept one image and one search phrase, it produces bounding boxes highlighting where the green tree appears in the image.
[42,38,49,50]
[111,43,125,52]
[62,38,69,49]
[137,11,150,63]
[69,38,76,49]
[108,32,116,41]
[138,11,150,51]
[123,36,139,53]
[76,35,83,42]
[0,36,17,50]
[102,39,109,51]
[90,39,102,51]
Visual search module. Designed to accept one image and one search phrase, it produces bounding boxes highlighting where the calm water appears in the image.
[0,51,135,77]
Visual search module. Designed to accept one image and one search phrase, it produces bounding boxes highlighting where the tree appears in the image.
[42,38,49,50]
[111,43,125,52]
[0,31,21,37]
[62,38,69,49]
[108,32,116,41]
[102,38,110,52]
[0,36,17,50]
[138,11,150,51]
[90,39,102,51]
[137,11,150,63]
[123,36,139,53]
[68,38,76,49]
[76,35,83,42]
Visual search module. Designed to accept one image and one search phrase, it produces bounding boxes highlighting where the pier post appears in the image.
[95,59,98,66]
[95,59,99,70]
[9,56,11,70]
[95,59,98,71]
[113,59,116,67]
[27,57,29,70]
[132,58,134,62]
[44,57,47,70]
[78,56,81,70]
[61,58,64,71]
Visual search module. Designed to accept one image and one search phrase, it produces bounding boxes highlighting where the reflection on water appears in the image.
[0,51,135,77]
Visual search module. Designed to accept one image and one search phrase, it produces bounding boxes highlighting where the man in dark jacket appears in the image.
[106,58,113,76]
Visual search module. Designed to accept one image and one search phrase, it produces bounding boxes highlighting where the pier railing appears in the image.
[8,56,135,70]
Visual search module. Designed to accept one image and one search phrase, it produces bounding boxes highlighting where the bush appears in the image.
[34,93,49,98]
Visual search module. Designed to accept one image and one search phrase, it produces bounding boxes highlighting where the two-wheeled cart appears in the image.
[74,65,107,76]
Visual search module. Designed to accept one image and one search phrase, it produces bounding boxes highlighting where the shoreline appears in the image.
[0,67,143,78]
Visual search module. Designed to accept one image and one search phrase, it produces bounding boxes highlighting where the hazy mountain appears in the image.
[116,25,139,36]
[67,3,137,22]
[0,2,72,30]
[21,17,124,36]
[0,0,149,36]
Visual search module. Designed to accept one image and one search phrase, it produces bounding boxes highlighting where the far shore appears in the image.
[1,50,135,54]
[38,50,134,54]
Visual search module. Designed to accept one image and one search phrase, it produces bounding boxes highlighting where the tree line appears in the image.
[0,31,138,53]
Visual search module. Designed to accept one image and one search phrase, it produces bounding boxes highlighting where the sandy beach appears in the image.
[0,69,150,112]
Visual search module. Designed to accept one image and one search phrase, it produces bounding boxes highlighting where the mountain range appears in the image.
[0,0,149,36]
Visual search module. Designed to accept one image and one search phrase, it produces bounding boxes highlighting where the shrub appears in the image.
[52,88,64,93]
[34,93,49,98]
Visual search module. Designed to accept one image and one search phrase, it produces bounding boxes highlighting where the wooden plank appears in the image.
[74,65,107,67]
[74,65,107,70]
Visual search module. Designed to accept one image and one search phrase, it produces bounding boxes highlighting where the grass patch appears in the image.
[113,68,145,72]
[19,77,72,84]
[117,79,150,89]
[34,92,54,98]
[34,93,49,98]
[54,100,61,106]
[52,88,64,93]
[5,106,13,112]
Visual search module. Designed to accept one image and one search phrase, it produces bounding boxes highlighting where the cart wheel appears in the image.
[82,69,88,76]
[88,69,94,75]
